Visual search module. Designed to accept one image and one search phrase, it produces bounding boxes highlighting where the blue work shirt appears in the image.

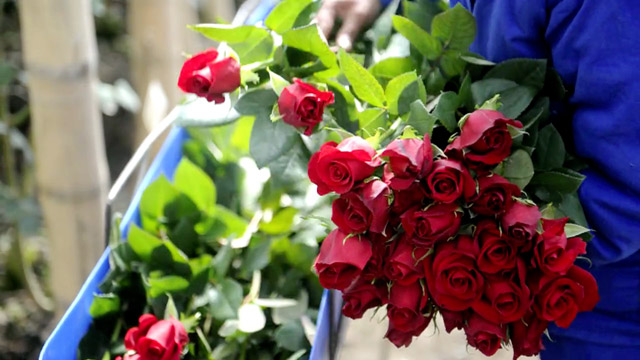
[451,0,640,351]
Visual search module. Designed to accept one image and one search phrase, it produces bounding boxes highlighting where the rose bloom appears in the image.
[425,159,476,203]
[475,219,518,275]
[440,309,469,333]
[314,229,372,290]
[446,109,522,171]
[380,136,433,190]
[308,137,381,195]
[424,235,484,311]
[341,279,387,319]
[384,238,428,285]
[472,260,531,323]
[386,282,431,334]
[400,203,462,248]
[118,314,188,360]
[361,236,389,281]
[534,217,587,276]
[391,182,426,215]
[532,265,599,328]
[177,49,240,103]
[464,313,507,357]
[511,311,549,359]
[470,174,521,216]
[501,201,541,251]
[331,180,390,234]
[278,79,334,135]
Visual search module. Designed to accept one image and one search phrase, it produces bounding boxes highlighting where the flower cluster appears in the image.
[309,109,599,359]
[115,314,188,360]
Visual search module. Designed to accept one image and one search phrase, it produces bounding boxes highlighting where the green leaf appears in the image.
[534,124,566,170]
[213,241,234,279]
[174,158,217,215]
[460,54,495,66]
[260,207,298,234]
[407,100,437,137]
[169,218,199,256]
[458,73,473,110]
[431,4,476,51]
[269,142,309,188]
[385,71,426,116]
[189,24,273,64]
[499,149,535,189]
[392,15,442,60]
[139,175,179,231]
[148,275,190,298]
[471,79,537,118]
[282,25,337,68]
[358,108,388,136]
[338,49,386,108]
[268,69,290,96]
[275,321,309,351]
[272,291,308,325]
[403,0,442,31]
[240,237,272,275]
[250,113,299,168]
[164,295,179,319]
[564,223,591,238]
[558,192,589,228]
[210,279,244,320]
[433,91,459,132]
[89,293,120,318]
[530,168,585,193]
[326,80,358,133]
[235,89,278,116]
[265,0,313,34]
[128,224,163,262]
[175,98,241,127]
[213,205,249,239]
[369,57,416,88]
[484,58,547,91]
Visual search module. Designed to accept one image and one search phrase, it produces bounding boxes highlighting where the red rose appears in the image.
[278,79,334,135]
[475,220,517,275]
[314,229,372,290]
[361,236,388,281]
[177,49,240,104]
[381,137,433,190]
[424,235,484,311]
[123,314,188,360]
[464,313,506,357]
[446,109,522,170]
[534,218,587,276]
[473,260,531,323]
[400,203,462,248]
[391,183,426,215]
[501,202,541,250]
[511,312,549,360]
[385,319,430,348]
[308,137,381,195]
[331,180,390,234]
[384,239,427,285]
[425,159,476,203]
[387,282,430,333]
[532,265,599,328]
[341,279,387,319]
[471,174,521,216]
[440,309,469,333]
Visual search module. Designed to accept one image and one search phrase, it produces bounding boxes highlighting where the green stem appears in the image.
[239,340,248,360]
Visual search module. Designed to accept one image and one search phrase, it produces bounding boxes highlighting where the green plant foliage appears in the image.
[338,49,386,108]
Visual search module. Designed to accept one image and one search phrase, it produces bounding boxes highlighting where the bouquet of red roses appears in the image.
[309,107,599,358]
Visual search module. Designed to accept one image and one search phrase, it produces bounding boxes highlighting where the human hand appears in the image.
[316,0,381,51]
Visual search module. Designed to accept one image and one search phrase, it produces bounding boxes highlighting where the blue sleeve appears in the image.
[380,0,393,6]
[450,0,640,349]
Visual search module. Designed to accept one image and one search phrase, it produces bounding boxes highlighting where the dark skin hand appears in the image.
[315,0,381,51]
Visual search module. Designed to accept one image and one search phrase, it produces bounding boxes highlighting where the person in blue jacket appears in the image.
[317,0,640,359]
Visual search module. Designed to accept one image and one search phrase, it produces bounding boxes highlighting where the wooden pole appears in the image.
[18,0,109,314]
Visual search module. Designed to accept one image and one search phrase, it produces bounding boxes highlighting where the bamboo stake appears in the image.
[18,0,110,314]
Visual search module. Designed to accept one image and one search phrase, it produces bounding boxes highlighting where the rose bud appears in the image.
[384,239,428,285]
[446,109,522,171]
[342,279,387,319]
[278,79,334,135]
[440,309,469,333]
[511,312,549,360]
[534,217,587,276]
[385,319,430,348]
[424,235,484,311]
[532,265,599,328]
[177,49,240,103]
[425,159,476,203]
[501,201,541,251]
[387,282,430,333]
[391,182,427,215]
[308,137,381,195]
[380,136,433,190]
[473,260,531,323]
[314,229,372,290]
[124,314,188,360]
[361,236,388,281]
[475,220,518,275]
[471,174,521,216]
[332,180,391,234]
[401,203,462,248]
[464,313,507,357]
